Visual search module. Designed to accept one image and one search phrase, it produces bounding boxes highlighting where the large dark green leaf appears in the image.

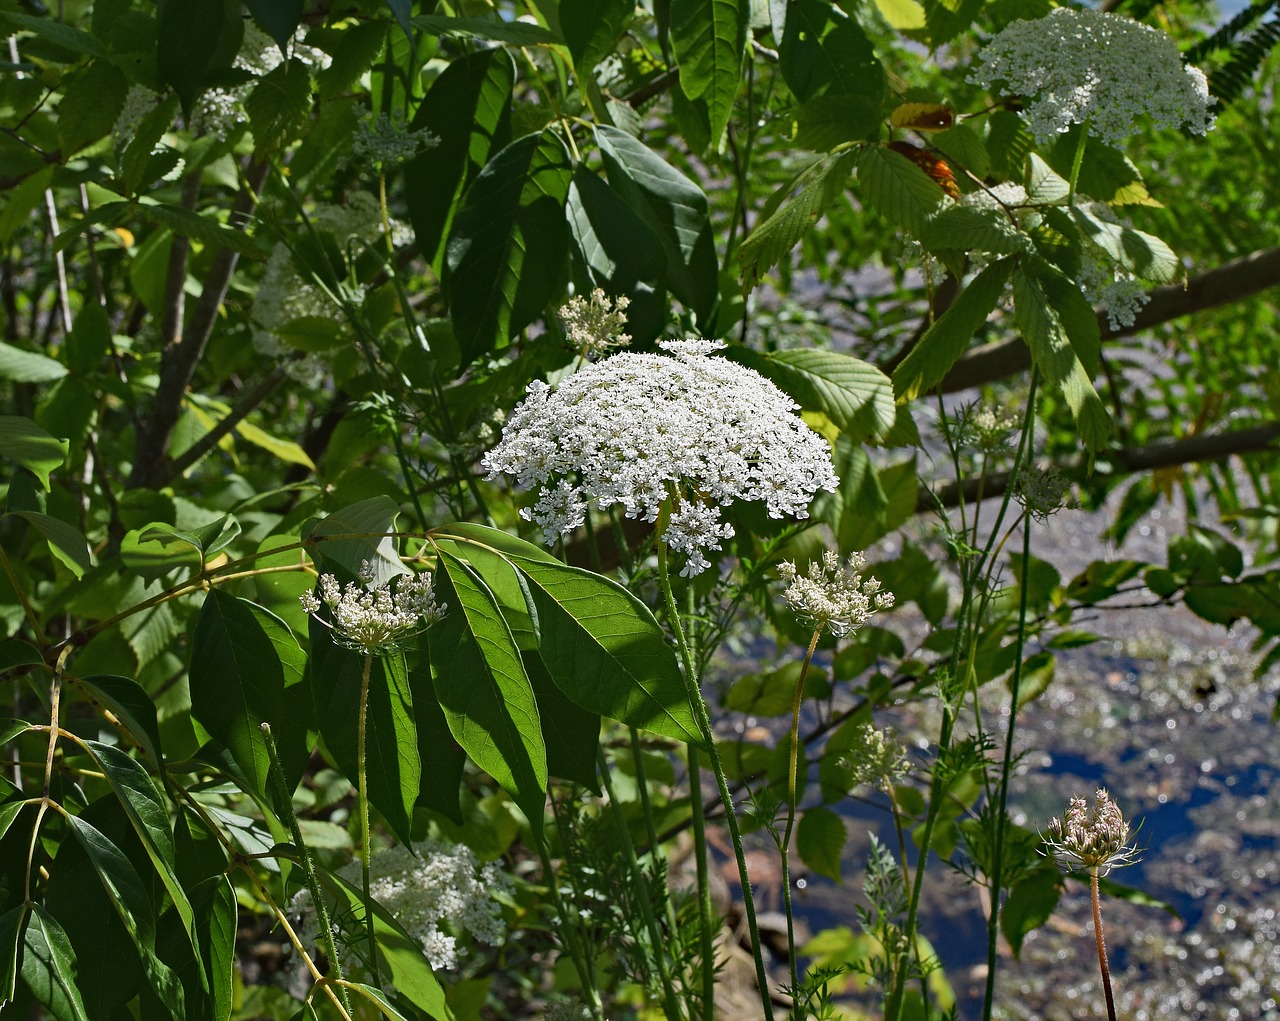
[445,130,574,365]
[778,0,886,104]
[244,0,306,52]
[311,634,420,848]
[1002,866,1062,958]
[0,416,67,490]
[797,805,846,882]
[506,554,702,745]
[188,876,236,1021]
[245,57,313,154]
[1012,265,1112,450]
[5,511,92,578]
[156,0,243,114]
[596,125,719,323]
[80,741,198,954]
[428,551,547,833]
[670,0,747,147]
[0,903,24,1004]
[524,652,600,792]
[561,0,635,73]
[190,591,310,799]
[566,168,668,344]
[406,50,515,267]
[20,907,90,1021]
[407,647,466,824]
[892,258,1013,401]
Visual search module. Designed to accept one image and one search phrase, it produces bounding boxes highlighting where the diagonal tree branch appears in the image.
[128,159,270,489]
[935,245,1280,394]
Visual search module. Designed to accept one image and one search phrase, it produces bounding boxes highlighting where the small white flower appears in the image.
[300,561,446,653]
[484,341,838,576]
[1078,255,1150,332]
[778,550,894,638]
[970,7,1214,145]
[558,288,631,356]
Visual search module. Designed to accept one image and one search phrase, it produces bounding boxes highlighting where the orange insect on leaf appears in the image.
[887,141,960,199]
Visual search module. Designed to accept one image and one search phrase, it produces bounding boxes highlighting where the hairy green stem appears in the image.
[656,535,775,1021]
[598,747,683,1019]
[1091,871,1119,1021]
[261,723,353,1017]
[781,628,822,998]
[357,653,379,985]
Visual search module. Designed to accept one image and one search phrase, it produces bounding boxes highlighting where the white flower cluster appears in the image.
[961,401,1021,454]
[839,721,912,793]
[969,7,1214,145]
[347,111,439,170]
[293,840,511,971]
[558,288,631,357]
[1078,255,1150,332]
[483,340,839,577]
[300,560,446,653]
[1014,464,1070,521]
[779,550,894,638]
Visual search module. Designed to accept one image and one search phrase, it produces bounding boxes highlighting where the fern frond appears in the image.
[1185,0,1279,63]
[1208,16,1280,108]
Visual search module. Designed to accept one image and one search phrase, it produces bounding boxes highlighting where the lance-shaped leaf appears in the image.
[505,555,701,745]
[858,145,951,239]
[311,633,420,848]
[4,511,91,578]
[893,258,1014,401]
[596,125,719,322]
[0,903,25,1003]
[407,645,466,825]
[190,591,311,799]
[80,741,199,957]
[670,0,747,147]
[1012,265,1113,450]
[428,550,547,834]
[525,652,600,792]
[406,49,515,267]
[561,0,635,73]
[305,495,408,586]
[445,130,574,365]
[21,906,89,1021]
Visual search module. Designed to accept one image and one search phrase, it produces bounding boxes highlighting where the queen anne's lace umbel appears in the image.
[483,340,839,576]
[969,7,1214,146]
[300,560,446,653]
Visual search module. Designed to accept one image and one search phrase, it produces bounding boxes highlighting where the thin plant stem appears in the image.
[597,747,683,1020]
[261,723,353,1018]
[685,742,716,1017]
[781,627,823,997]
[357,652,380,985]
[655,533,775,1021]
[1068,121,1089,203]
[629,726,680,938]
[1091,871,1119,1021]
[538,802,605,1020]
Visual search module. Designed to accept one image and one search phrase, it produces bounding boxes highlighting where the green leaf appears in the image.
[21,906,90,1021]
[738,150,857,285]
[139,513,242,560]
[892,258,1013,401]
[408,648,466,824]
[140,202,267,260]
[156,0,242,114]
[1012,265,1112,450]
[670,0,747,146]
[317,21,386,100]
[778,0,886,104]
[0,11,109,59]
[412,13,559,45]
[319,870,452,1019]
[0,342,67,384]
[5,511,92,578]
[234,419,317,468]
[1025,152,1069,205]
[1001,867,1061,957]
[0,169,54,247]
[77,675,163,767]
[245,57,313,154]
[1069,205,1179,284]
[731,347,895,441]
[66,813,186,1016]
[921,205,1027,256]
[0,904,24,1004]
[931,123,990,178]
[188,876,237,1021]
[0,416,68,490]
[445,130,573,365]
[56,60,129,156]
[561,0,634,72]
[191,591,310,799]
[790,94,883,151]
[566,168,668,344]
[349,981,415,1020]
[858,145,951,239]
[1010,650,1054,708]
[596,125,719,323]
[429,551,547,834]
[244,0,306,52]
[525,652,600,791]
[80,741,199,953]
[311,636,419,848]
[506,554,701,746]
[406,50,515,267]
[305,495,409,586]
[797,805,847,882]
[65,303,111,375]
